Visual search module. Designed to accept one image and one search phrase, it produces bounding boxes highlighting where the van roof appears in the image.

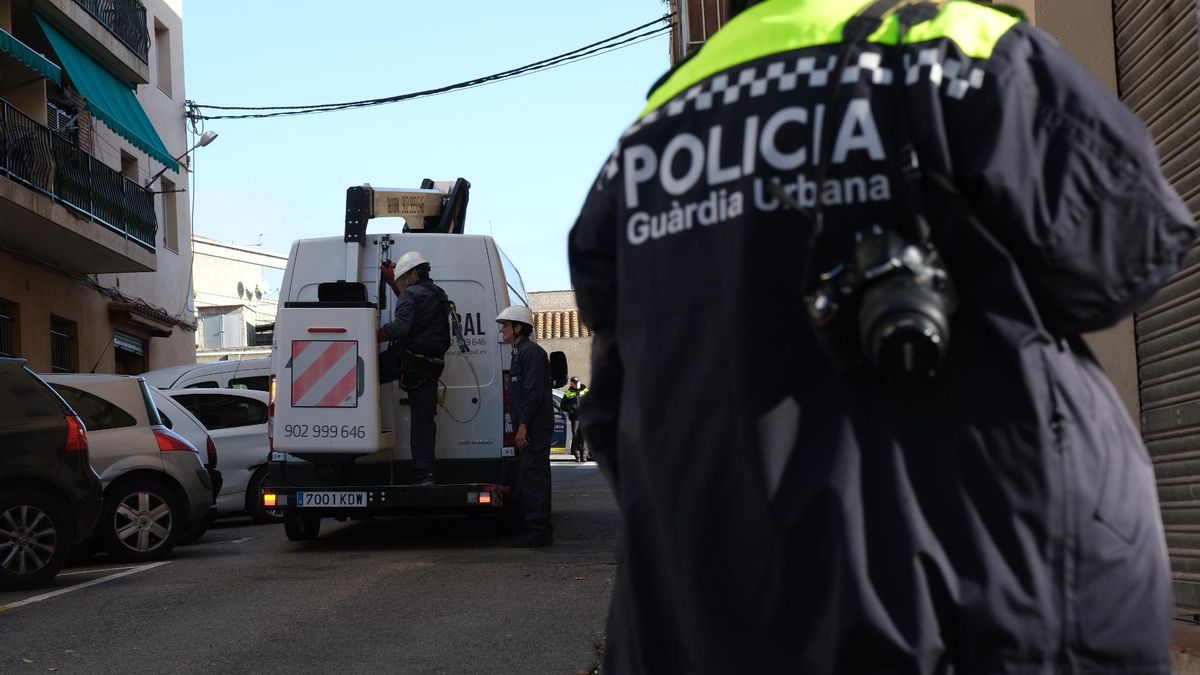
[295,232,496,247]
[139,363,197,387]
[141,358,270,388]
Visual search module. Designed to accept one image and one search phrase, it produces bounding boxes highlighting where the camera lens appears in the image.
[872,315,944,379]
[859,280,950,380]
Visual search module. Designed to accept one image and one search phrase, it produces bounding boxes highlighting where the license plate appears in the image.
[295,491,366,507]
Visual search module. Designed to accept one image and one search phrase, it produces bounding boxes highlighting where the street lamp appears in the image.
[145,130,218,189]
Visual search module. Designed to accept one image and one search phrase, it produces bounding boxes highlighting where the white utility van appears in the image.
[264,181,566,541]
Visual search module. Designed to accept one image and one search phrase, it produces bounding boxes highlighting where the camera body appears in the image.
[806,223,956,381]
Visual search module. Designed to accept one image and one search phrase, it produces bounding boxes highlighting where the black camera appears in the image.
[806,224,957,381]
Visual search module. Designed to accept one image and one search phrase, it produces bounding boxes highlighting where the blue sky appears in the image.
[183,1,671,292]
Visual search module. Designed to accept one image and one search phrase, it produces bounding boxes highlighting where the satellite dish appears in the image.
[236,281,245,297]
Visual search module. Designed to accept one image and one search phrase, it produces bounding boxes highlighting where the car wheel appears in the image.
[246,467,284,525]
[283,510,320,541]
[101,478,182,563]
[0,490,72,591]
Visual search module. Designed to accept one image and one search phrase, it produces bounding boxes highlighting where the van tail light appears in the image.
[205,436,219,469]
[155,427,195,453]
[268,374,276,452]
[502,369,514,450]
[65,415,88,452]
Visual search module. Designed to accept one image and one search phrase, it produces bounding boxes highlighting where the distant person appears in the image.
[562,376,589,462]
[497,305,554,547]
[378,251,450,486]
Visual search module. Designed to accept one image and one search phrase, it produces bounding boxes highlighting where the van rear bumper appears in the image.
[264,482,509,517]
[267,457,520,490]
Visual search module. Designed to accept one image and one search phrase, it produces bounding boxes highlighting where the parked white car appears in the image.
[41,374,215,562]
[142,358,270,392]
[163,388,277,523]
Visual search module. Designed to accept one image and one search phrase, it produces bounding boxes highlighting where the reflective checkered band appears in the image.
[622,48,985,141]
[906,48,987,99]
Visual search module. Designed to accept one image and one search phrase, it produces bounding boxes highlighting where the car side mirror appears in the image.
[549,351,568,389]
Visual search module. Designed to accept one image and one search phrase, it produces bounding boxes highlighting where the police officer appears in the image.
[379,251,450,486]
[569,0,1195,672]
[496,305,554,547]
[562,376,589,462]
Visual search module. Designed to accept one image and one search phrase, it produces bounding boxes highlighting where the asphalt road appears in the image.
[0,462,617,674]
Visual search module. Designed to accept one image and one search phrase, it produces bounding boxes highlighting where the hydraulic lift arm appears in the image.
[340,177,471,286]
[344,177,471,243]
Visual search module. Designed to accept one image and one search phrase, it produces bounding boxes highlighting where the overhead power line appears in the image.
[188,14,674,121]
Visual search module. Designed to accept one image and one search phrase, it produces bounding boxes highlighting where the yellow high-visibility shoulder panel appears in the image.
[642,0,1020,118]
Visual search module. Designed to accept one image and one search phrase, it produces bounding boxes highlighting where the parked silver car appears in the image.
[42,374,214,562]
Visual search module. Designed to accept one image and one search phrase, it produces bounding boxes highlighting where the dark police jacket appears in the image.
[568,2,1196,673]
[381,278,451,358]
[510,337,554,440]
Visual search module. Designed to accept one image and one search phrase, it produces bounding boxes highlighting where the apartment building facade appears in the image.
[0,0,195,375]
[192,234,285,364]
[666,0,1200,609]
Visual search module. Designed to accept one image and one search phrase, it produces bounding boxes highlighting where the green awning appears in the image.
[0,27,61,85]
[36,15,177,171]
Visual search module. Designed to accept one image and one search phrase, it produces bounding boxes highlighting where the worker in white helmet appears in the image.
[379,251,450,486]
[496,305,554,547]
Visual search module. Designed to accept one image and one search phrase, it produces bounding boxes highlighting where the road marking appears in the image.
[0,561,170,612]
[208,537,255,545]
[56,565,143,577]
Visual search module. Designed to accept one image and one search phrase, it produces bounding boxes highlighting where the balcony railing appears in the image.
[0,99,157,249]
[70,0,150,63]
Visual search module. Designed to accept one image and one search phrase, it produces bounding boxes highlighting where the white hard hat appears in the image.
[496,305,533,326]
[393,251,429,277]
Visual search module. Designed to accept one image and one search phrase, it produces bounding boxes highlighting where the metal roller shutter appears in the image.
[1118,0,1200,610]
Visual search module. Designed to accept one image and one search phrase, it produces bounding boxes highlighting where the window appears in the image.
[184,380,219,389]
[229,375,270,392]
[49,316,77,373]
[172,393,267,430]
[498,248,529,307]
[155,21,172,97]
[121,152,138,183]
[50,385,137,431]
[0,365,61,426]
[161,177,178,251]
[113,331,146,375]
[46,100,78,143]
[0,299,17,357]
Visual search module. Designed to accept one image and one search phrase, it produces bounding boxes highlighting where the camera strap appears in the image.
[789,1,944,244]
[848,0,946,246]
[779,0,947,295]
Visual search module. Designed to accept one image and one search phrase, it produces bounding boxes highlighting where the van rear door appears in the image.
[381,276,503,478]
[272,301,385,462]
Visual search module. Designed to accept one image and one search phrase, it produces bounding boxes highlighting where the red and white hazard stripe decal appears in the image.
[291,340,358,408]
